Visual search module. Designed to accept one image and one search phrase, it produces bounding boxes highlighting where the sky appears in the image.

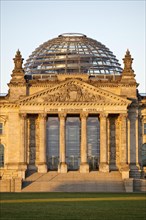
[0,0,146,93]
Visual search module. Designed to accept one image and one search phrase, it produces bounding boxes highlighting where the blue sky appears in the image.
[0,0,145,92]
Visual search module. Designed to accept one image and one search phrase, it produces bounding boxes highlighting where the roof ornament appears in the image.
[121,49,136,82]
[123,49,133,72]
[8,50,25,85]
[13,49,24,71]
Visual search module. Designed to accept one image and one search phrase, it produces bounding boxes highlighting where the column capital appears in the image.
[58,113,66,119]
[139,115,143,122]
[99,113,108,119]
[119,113,128,120]
[38,113,47,119]
[80,112,88,119]
[19,113,27,119]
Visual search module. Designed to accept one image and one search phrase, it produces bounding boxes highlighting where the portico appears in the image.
[19,97,130,177]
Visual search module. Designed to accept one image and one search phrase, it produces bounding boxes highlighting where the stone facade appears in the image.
[0,49,146,192]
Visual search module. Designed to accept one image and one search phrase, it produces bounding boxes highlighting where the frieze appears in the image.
[0,115,8,123]
[46,108,100,113]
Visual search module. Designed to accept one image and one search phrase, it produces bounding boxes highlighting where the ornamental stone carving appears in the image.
[80,112,88,119]
[58,113,67,119]
[13,50,24,71]
[122,49,135,79]
[119,113,128,120]
[38,113,47,119]
[123,50,133,71]
[99,113,108,118]
[19,113,27,119]
[43,85,103,103]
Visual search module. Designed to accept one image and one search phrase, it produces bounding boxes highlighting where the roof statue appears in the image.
[9,49,25,84]
[121,49,135,82]
[13,49,24,71]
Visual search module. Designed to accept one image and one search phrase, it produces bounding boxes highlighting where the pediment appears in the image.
[18,79,131,106]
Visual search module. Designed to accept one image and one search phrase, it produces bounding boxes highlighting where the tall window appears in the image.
[46,116,59,170]
[141,143,146,167]
[144,123,146,135]
[66,116,80,170]
[0,144,4,167]
[87,116,100,170]
[0,123,3,135]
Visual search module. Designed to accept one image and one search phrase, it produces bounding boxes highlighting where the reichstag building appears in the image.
[0,33,146,192]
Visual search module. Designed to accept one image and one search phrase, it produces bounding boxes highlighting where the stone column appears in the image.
[58,113,67,173]
[80,112,89,173]
[119,113,129,179]
[37,113,47,173]
[135,115,139,166]
[127,117,130,165]
[99,113,109,172]
[19,113,27,178]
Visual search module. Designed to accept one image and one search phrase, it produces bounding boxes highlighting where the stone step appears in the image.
[22,181,125,192]
[25,171,122,180]
[22,171,125,192]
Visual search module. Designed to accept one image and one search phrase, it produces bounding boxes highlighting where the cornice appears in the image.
[1,78,136,108]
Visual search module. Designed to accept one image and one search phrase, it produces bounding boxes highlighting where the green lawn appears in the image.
[0,193,146,220]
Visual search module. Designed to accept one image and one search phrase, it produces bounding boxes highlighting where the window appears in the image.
[144,123,146,135]
[0,144,4,167]
[141,143,146,167]
[0,123,3,135]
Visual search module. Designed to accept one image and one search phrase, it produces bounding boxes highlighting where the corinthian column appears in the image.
[99,113,109,172]
[37,113,47,173]
[58,113,67,173]
[19,113,27,178]
[119,113,129,179]
[135,114,139,166]
[80,112,89,173]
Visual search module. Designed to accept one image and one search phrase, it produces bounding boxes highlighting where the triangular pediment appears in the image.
[18,79,131,106]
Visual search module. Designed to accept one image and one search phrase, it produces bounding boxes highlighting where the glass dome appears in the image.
[24,33,122,76]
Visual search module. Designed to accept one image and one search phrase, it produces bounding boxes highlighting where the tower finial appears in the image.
[121,49,135,82]
[13,49,24,71]
[123,49,133,72]
[9,50,25,85]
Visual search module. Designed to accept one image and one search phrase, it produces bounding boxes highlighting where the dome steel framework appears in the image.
[24,33,122,76]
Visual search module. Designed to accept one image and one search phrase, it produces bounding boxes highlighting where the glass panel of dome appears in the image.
[24,34,122,76]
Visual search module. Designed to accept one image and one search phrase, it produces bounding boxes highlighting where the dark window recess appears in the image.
[144,123,146,135]
[0,144,4,167]
[0,123,3,135]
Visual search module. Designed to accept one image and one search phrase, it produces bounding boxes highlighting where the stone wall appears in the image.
[0,178,22,192]
[134,179,146,192]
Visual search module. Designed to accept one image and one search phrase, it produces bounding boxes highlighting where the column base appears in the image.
[58,162,68,173]
[99,163,109,172]
[119,164,130,179]
[18,170,26,179]
[124,178,133,192]
[18,163,27,179]
[80,163,89,173]
[129,163,141,179]
[142,166,146,179]
[37,163,47,173]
